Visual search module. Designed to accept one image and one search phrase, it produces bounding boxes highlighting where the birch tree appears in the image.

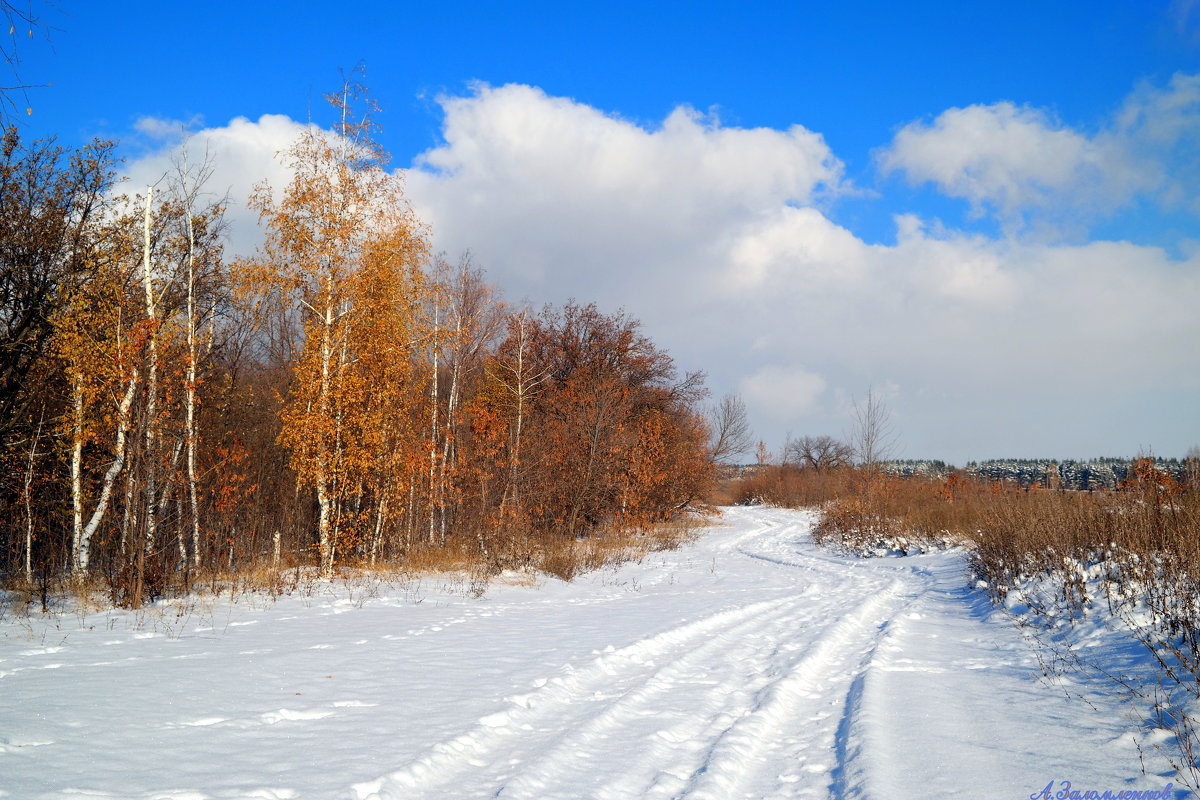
[430,253,503,542]
[48,204,139,579]
[139,187,160,560]
[490,307,548,518]
[245,77,427,577]
[167,146,226,568]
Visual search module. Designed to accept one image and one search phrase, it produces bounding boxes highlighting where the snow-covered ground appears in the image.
[0,506,1185,799]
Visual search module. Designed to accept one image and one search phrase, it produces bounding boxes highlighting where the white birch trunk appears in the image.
[141,187,159,550]
[316,288,335,578]
[74,375,138,575]
[440,350,458,544]
[428,302,439,544]
[511,319,526,515]
[327,329,351,570]
[502,311,541,517]
[405,482,415,551]
[70,375,84,570]
[369,491,387,565]
[185,204,202,568]
[23,410,44,584]
[120,444,136,556]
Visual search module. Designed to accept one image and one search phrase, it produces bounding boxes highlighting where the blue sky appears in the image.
[12,0,1200,462]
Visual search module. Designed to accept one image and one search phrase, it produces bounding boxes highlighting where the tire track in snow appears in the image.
[585,509,929,800]
[491,591,830,799]
[829,560,1052,800]
[350,506,932,800]
[349,594,812,800]
[677,579,916,800]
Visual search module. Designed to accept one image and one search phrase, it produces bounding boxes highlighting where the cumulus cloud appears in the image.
[725,206,874,292]
[406,83,845,300]
[878,102,1144,225]
[878,74,1200,229]
[416,83,844,207]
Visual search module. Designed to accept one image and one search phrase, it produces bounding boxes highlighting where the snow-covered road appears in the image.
[0,506,1181,799]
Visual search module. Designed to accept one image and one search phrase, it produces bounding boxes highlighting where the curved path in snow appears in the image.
[0,506,1179,800]
[351,506,1173,800]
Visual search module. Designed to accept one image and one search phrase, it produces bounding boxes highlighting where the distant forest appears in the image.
[884,457,1198,490]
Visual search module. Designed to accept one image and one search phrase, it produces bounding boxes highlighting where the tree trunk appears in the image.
[440,349,459,545]
[23,409,44,584]
[74,373,138,576]
[70,375,84,571]
[428,302,439,544]
[369,491,387,565]
[119,439,137,558]
[185,203,202,568]
[141,187,159,552]
[315,287,335,578]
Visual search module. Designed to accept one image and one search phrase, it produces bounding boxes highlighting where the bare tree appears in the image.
[169,142,227,568]
[786,434,853,472]
[433,251,504,543]
[848,386,897,474]
[708,393,753,464]
[493,306,550,520]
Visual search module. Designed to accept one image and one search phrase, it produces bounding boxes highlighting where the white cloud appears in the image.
[1112,72,1200,212]
[877,74,1200,229]
[406,83,845,299]
[133,115,205,139]
[878,102,1141,223]
[417,83,844,209]
[889,218,1019,307]
[726,206,874,292]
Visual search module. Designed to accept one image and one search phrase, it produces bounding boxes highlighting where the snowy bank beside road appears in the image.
[0,506,1183,799]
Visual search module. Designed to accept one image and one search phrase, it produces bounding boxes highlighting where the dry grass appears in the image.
[2,513,711,622]
[531,514,708,581]
[729,465,856,509]
[735,465,997,552]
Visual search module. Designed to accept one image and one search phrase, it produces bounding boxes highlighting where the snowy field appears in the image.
[0,506,1184,800]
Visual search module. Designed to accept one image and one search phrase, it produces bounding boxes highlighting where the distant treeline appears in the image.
[883,457,1197,490]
